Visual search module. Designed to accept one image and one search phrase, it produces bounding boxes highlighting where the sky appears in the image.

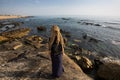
[0,0,120,17]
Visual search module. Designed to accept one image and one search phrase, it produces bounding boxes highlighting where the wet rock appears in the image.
[82,22,94,25]
[25,35,43,48]
[94,24,101,26]
[77,22,81,24]
[83,34,88,39]
[89,37,99,43]
[78,56,93,70]
[37,26,46,31]
[82,34,100,43]
[82,22,102,26]
[97,63,120,80]
[61,18,70,20]
[0,28,30,39]
[0,24,15,32]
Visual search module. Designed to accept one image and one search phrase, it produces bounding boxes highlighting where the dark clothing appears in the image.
[50,36,64,77]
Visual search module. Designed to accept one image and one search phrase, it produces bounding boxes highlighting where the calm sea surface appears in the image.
[1,16,120,58]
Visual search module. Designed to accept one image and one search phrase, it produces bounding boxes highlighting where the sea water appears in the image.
[1,16,120,59]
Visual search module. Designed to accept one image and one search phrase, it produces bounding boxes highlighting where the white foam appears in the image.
[112,40,120,45]
[100,56,120,65]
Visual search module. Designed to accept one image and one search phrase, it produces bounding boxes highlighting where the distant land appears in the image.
[0,15,31,20]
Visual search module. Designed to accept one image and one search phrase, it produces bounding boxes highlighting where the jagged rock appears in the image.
[25,35,43,48]
[78,56,93,69]
[0,36,8,43]
[37,26,46,31]
[0,28,30,39]
[97,63,120,80]
[75,56,81,61]
[89,37,99,43]
[3,40,23,50]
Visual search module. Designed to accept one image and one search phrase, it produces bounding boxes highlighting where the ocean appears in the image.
[1,16,120,58]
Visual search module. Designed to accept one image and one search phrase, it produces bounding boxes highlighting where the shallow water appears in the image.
[1,16,120,58]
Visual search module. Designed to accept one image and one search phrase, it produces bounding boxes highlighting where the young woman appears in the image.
[49,25,65,78]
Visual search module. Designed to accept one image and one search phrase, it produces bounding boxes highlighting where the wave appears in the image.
[111,40,120,45]
[104,26,120,31]
[100,56,120,65]
[104,22,120,25]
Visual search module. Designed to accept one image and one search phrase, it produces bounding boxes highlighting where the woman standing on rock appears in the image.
[49,25,65,78]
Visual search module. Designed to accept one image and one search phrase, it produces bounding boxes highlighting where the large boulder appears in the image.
[96,58,120,80]
[97,63,120,80]
[0,28,30,39]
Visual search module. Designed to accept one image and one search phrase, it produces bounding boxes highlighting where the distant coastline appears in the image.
[0,15,32,20]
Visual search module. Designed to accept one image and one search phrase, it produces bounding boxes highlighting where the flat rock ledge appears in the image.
[0,43,92,80]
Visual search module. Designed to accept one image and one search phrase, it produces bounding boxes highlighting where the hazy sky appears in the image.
[0,0,120,16]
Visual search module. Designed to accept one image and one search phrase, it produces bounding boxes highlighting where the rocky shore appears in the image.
[0,19,120,80]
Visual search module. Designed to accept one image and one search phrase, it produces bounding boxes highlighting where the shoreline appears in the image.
[0,15,29,20]
[0,18,120,79]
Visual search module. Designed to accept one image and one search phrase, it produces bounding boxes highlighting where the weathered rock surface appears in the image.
[25,35,43,48]
[0,28,30,39]
[3,40,23,50]
[79,56,93,69]
[0,38,93,80]
[0,36,8,43]
[95,57,120,80]
[97,63,120,80]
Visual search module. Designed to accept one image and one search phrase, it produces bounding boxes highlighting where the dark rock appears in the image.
[97,63,120,80]
[37,26,46,31]
[83,34,87,39]
[61,18,70,20]
[94,24,101,26]
[77,22,81,24]
[89,37,99,43]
